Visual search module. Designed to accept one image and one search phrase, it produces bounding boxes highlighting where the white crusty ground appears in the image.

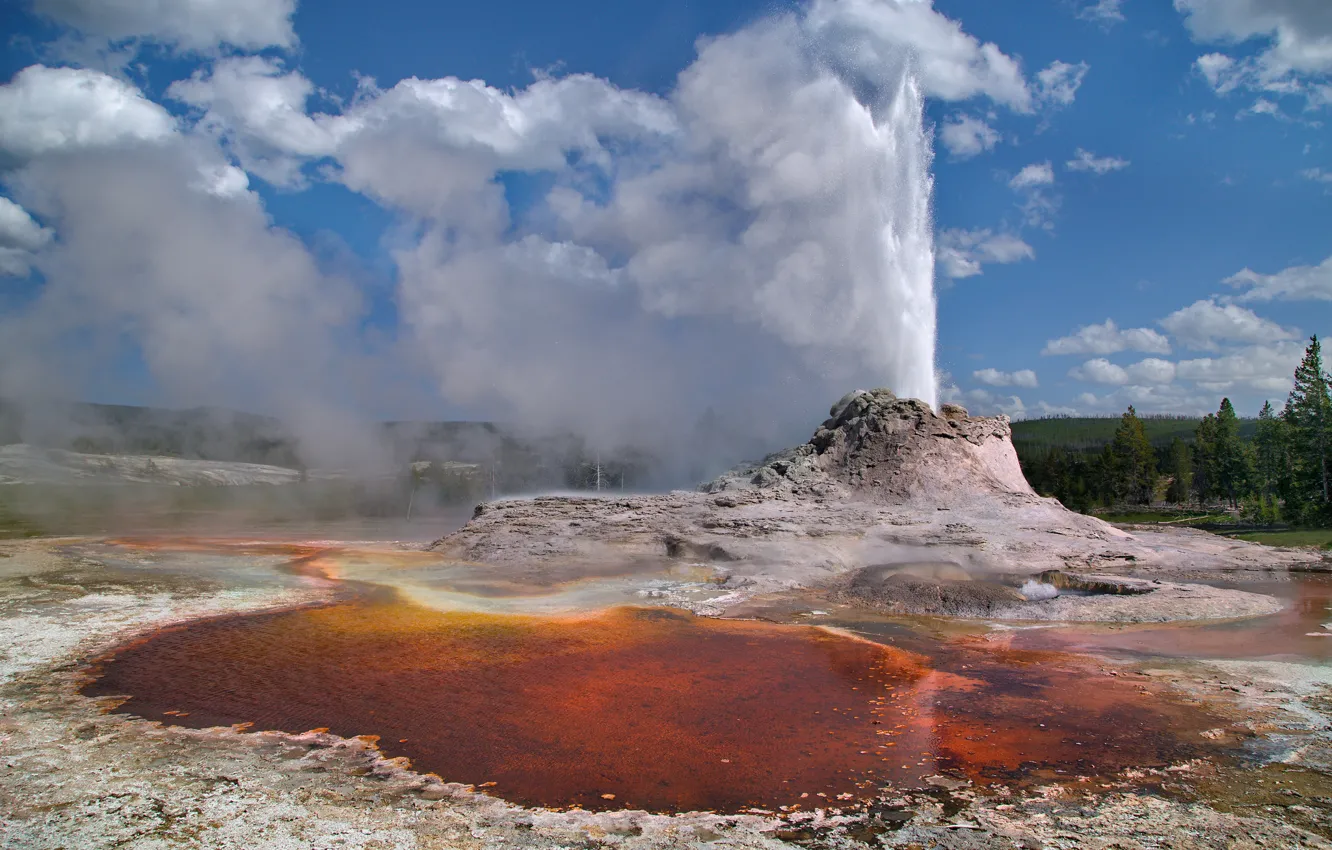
[1,537,1330,849]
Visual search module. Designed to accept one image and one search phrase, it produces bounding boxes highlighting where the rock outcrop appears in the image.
[703,389,1032,505]
[431,388,1325,620]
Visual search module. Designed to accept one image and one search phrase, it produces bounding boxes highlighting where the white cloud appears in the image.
[0,0,1083,457]
[1159,298,1299,349]
[1035,61,1090,107]
[939,113,1000,159]
[937,228,1034,278]
[973,368,1038,388]
[31,0,296,53]
[1177,0,1332,109]
[1066,147,1130,173]
[804,0,1034,110]
[1079,0,1126,25]
[1044,319,1172,356]
[1225,255,1332,301]
[0,146,384,467]
[0,65,176,160]
[1125,357,1178,385]
[1006,162,1060,229]
[1010,161,1055,189]
[0,196,54,277]
[1070,358,1130,385]
[958,387,1028,418]
[167,56,340,187]
[1303,167,1332,187]
[1176,340,1308,395]
[1239,97,1286,118]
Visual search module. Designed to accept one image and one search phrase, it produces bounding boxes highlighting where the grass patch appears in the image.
[1229,530,1332,550]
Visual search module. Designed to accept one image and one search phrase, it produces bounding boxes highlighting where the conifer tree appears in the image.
[1213,398,1251,507]
[1192,413,1218,505]
[1253,400,1288,501]
[1165,438,1192,503]
[1284,335,1331,523]
[1110,406,1156,504]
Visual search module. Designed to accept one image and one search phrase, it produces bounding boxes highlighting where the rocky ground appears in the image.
[0,532,1329,849]
[434,391,1325,623]
[2,390,1330,848]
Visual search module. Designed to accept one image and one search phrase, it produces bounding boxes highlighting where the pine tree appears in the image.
[1165,438,1192,503]
[1110,406,1157,505]
[1213,398,1251,508]
[1192,413,1218,506]
[1253,400,1288,501]
[1284,335,1332,524]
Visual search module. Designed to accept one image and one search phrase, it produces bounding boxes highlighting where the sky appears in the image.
[0,0,1329,461]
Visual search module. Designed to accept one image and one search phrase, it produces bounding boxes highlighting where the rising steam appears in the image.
[0,0,1040,473]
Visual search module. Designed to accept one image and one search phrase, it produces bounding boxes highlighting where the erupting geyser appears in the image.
[866,69,938,408]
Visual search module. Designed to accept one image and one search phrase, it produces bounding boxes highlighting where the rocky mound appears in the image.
[431,388,1324,622]
[703,388,1033,505]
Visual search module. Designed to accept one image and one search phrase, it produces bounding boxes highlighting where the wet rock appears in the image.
[1037,570,1154,595]
[663,534,738,562]
[838,566,1026,617]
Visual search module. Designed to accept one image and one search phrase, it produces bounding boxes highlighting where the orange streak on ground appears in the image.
[82,598,1227,814]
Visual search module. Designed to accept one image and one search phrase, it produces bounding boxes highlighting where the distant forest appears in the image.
[1012,336,1332,527]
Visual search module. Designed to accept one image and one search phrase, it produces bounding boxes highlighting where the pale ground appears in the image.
[1,533,1330,849]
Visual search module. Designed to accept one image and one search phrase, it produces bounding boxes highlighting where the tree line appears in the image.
[1024,336,1332,526]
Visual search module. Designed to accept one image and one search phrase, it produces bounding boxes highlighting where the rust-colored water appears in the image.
[84,594,1226,813]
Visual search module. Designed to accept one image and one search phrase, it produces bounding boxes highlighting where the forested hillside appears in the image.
[1012,336,1332,527]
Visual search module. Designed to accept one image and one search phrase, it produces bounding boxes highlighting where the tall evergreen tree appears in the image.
[1284,335,1332,523]
[1253,400,1288,501]
[1213,398,1251,507]
[1165,438,1193,503]
[1192,413,1218,505]
[1110,406,1157,504]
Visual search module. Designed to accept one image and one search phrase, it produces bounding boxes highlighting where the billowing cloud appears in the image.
[31,0,297,53]
[939,113,1000,159]
[937,228,1034,278]
[1176,340,1308,394]
[1070,358,1129,384]
[166,56,335,186]
[0,0,1098,469]
[973,368,1038,388]
[804,0,1034,110]
[1043,319,1172,356]
[1224,254,1332,301]
[0,65,176,160]
[1066,148,1130,173]
[1177,0,1332,109]
[0,145,393,467]
[0,196,54,276]
[1159,298,1300,348]
[1125,357,1178,386]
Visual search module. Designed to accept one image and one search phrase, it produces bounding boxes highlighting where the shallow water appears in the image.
[1007,575,1332,663]
[80,537,1237,814]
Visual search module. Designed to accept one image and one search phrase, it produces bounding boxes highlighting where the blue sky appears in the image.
[0,0,1328,449]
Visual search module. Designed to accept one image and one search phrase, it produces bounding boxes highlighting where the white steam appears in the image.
[1020,580,1060,601]
[0,0,1069,470]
